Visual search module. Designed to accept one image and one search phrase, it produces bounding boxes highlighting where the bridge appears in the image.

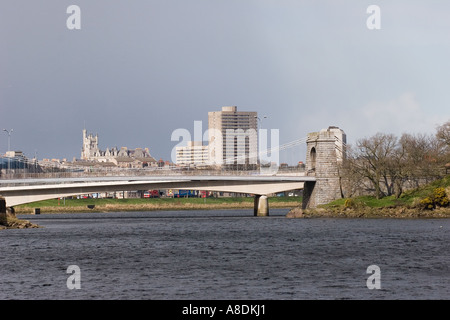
[0,175,315,216]
[0,126,346,217]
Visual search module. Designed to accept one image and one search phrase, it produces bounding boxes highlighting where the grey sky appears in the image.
[1,0,449,165]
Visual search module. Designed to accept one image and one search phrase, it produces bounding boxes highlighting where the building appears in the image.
[176,141,209,166]
[1,152,41,175]
[81,129,157,168]
[208,106,258,169]
[5,151,24,158]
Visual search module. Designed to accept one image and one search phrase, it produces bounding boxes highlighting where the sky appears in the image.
[1,0,449,165]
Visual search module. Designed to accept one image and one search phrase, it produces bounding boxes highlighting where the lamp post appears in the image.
[3,129,13,173]
[254,116,268,170]
[3,128,12,152]
[254,115,267,130]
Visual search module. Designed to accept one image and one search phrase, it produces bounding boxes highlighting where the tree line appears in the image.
[340,120,450,199]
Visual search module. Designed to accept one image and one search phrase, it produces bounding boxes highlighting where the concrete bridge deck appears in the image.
[0,175,316,216]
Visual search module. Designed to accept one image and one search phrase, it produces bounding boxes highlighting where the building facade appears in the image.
[81,129,156,167]
[175,141,209,166]
[208,106,258,168]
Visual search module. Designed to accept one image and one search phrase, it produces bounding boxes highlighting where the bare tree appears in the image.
[397,133,444,189]
[340,120,450,200]
[343,133,398,199]
[436,120,450,147]
[341,130,447,199]
[339,145,371,198]
[436,121,450,168]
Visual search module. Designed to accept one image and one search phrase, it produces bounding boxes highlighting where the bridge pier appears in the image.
[0,197,6,220]
[304,126,346,208]
[1,197,16,221]
[254,195,269,216]
[302,181,315,209]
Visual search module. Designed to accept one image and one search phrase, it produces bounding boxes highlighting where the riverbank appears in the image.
[287,176,450,219]
[0,213,41,229]
[10,193,450,218]
[287,206,450,218]
[4,175,450,228]
[13,196,301,214]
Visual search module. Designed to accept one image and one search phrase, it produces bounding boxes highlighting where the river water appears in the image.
[0,209,448,300]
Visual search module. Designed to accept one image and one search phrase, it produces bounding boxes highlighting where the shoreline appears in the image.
[2,205,449,230]
[2,198,449,230]
[13,202,450,218]
[13,200,298,215]
[287,206,450,219]
[0,213,41,229]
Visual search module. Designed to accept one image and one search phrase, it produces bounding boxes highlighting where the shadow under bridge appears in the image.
[0,175,316,216]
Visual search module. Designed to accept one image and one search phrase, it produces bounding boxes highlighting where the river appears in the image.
[0,209,448,300]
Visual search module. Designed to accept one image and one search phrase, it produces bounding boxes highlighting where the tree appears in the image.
[344,133,398,199]
[400,133,445,185]
[341,124,450,200]
[436,120,450,147]
[436,120,450,166]
[341,132,444,199]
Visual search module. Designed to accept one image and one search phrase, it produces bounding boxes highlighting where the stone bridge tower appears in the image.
[302,126,346,209]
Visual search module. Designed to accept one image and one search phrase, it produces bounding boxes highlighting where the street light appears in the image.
[254,115,268,130]
[3,128,13,152]
[254,116,268,169]
[3,128,13,173]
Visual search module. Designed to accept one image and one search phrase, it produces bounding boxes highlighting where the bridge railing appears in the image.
[0,166,306,182]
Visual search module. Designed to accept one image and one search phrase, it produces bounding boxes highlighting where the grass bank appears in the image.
[15,196,302,214]
[297,175,450,218]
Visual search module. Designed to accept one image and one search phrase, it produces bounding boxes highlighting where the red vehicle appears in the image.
[143,190,160,198]
[199,190,212,198]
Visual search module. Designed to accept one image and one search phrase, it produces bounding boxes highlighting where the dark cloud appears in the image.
[1,1,449,164]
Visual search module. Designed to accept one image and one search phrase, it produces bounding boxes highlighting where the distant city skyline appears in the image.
[1,1,449,165]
